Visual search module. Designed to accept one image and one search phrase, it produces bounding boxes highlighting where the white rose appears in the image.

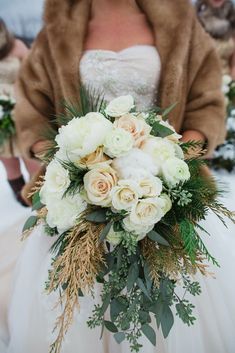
[42,159,70,195]
[158,193,172,215]
[104,128,134,158]
[83,165,117,206]
[114,113,151,147]
[122,216,154,240]
[129,197,165,230]
[112,148,158,178]
[45,193,87,234]
[139,176,163,198]
[141,137,176,170]
[55,113,113,162]
[111,180,142,211]
[106,226,123,246]
[162,157,190,187]
[105,95,135,117]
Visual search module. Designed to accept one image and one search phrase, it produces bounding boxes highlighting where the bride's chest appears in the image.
[84,16,155,52]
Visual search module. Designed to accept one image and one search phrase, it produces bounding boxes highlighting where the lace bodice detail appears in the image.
[0,56,20,97]
[80,45,161,111]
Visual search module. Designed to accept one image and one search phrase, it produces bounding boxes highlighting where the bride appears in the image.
[7,0,235,352]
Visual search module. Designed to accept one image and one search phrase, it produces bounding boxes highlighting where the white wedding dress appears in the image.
[5,46,235,353]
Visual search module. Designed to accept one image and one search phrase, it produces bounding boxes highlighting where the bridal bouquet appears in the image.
[209,75,235,172]
[24,92,234,353]
[0,94,15,147]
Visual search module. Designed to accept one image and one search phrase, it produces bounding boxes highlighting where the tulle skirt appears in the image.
[5,173,235,353]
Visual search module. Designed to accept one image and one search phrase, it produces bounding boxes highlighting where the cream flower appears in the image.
[114,113,151,147]
[83,165,117,206]
[105,95,135,117]
[55,113,112,162]
[77,147,111,169]
[111,180,142,211]
[104,128,134,158]
[141,137,176,170]
[126,198,165,235]
[158,193,172,215]
[122,216,154,240]
[41,159,70,196]
[139,176,163,198]
[162,157,190,186]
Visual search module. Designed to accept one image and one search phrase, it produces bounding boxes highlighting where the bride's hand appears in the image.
[181,130,212,178]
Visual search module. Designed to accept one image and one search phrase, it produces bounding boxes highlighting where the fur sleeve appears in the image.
[182,19,226,156]
[14,30,55,158]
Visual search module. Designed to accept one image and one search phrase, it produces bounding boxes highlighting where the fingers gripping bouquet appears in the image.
[0,94,15,148]
[24,92,234,353]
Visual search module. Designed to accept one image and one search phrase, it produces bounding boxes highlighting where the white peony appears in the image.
[141,137,176,170]
[106,226,123,246]
[55,113,113,162]
[45,193,87,234]
[114,113,151,147]
[104,128,134,158]
[83,165,117,206]
[41,159,70,196]
[122,216,154,240]
[162,157,190,187]
[112,148,158,178]
[111,180,142,211]
[105,95,135,117]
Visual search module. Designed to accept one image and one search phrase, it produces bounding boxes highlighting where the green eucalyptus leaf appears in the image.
[22,216,38,232]
[139,310,151,324]
[161,304,174,338]
[100,294,111,316]
[114,332,125,344]
[151,121,174,138]
[127,262,139,292]
[104,320,118,333]
[110,298,127,322]
[99,222,112,243]
[147,231,170,246]
[144,262,153,292]
[137,278,151,300]
[141,324,156,346]
[86,210,107,223]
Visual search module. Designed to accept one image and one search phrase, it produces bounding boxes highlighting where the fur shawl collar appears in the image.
[43,0,195,106]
